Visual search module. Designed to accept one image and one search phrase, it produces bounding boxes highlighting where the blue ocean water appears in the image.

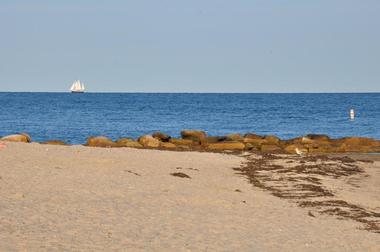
[0,93,379,144]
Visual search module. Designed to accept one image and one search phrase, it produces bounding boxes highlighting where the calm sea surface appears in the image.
[0,93,379,144]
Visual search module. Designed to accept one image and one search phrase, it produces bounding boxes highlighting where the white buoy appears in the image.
[350,109,355,120]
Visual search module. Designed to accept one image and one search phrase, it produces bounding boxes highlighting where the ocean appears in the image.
[0,92,379,144]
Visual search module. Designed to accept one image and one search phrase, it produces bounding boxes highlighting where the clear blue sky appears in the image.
[0,0,379,92]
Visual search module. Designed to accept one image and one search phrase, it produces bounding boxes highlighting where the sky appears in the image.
[0,0,379,92]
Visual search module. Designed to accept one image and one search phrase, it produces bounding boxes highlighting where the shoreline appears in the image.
[1,130,380,154]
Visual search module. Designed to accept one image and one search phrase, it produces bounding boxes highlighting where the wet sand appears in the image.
[0,142,379,251]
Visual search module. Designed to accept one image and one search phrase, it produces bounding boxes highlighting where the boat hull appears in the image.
[71,91,85,93]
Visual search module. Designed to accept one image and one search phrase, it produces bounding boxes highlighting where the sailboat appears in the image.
[70,80,85,93]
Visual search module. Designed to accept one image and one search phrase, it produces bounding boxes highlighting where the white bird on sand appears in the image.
[295,147,306,156]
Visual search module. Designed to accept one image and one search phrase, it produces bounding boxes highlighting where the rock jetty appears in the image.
[1,131,380,154]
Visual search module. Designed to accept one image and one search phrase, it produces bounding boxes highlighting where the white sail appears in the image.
[70,80,85,92]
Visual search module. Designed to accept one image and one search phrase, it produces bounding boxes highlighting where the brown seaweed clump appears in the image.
[235,154,380,233]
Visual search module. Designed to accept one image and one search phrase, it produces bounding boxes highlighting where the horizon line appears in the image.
[0,91,379,94]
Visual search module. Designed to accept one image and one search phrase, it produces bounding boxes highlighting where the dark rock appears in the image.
[152,132,171,142]
[226,133,243,141]
[204,136,227,143]
[306,134,331,141]
[181,130,206,143]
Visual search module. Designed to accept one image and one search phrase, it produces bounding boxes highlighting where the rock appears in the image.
[124,141,143,148]
[336,137,378,146]
[86,136,116,147]
[287,137,303,144]
[284,144,308,154]
[242,138,266,147]
[138,135,160,148]
[264,135,281,145]
[170,138,195,146]
[41,140,67,146]
[306,134,330,142]
[226,133,243,141]
[206,142,245,151]
[115,138,134,147]
[244,143,258,151]
[307,142,335,153]
[243,133,263,139]
[152,132,171,142]
[336,143,379,153]
[160,142,177,149]
[176,145,191,151]
[260,144,282,153]
[334,137,380,153]
[180,130,206,143]
[1,133,31,143]
[300,137,314,144]
[204,136,227,143]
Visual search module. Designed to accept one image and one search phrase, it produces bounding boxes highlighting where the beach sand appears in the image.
[0,142,379,251]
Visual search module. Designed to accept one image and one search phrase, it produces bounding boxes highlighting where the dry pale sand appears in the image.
[0,142,379,251]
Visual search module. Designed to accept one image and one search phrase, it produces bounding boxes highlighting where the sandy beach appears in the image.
[0,142,379,251]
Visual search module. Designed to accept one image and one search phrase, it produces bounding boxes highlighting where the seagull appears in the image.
[295,147,306,156]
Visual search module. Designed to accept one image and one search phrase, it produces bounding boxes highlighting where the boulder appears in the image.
[306,134,330,142]
[287,137,303,144]
[115,138,134,147]
[244,133,263,139]
[336,137,378,146]
[180,130,206,143]
[204,136,227,143]
[225,133,243,141]
[176,145,191,151]
[86,136,116,147]
[1,133,31,143]
[124,141,143,148]
[41,140,67,146]
[260,144,283,153]
[152,132,171,142]
[243,137,266,149]
[244,142,259,151]
[138,135,160,148]
[206,142,245,151]
[160,142,177,149]
[300,137,313,144]
[336,143,380,153]
[333,137,380,153]
[242,138,267,147]
[264,135,281,145]
[170,138,195,146]
[307,143,336,153]
[284,144,308,154]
